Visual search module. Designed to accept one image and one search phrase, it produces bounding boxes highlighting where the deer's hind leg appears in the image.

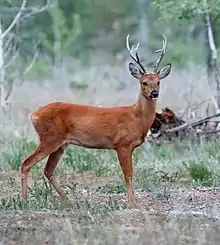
[20,141,63,201]
[43,145,68,200]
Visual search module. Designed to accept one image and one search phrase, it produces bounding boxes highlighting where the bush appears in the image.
[186,161,213,186]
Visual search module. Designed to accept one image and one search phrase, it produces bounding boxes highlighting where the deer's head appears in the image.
[126,34,171,100]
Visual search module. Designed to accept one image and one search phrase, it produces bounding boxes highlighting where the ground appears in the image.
[0,163,220,245]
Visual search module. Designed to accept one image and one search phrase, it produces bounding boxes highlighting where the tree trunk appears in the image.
[0,20,6,115]
[204,14,220,112]
[137,0,149,45]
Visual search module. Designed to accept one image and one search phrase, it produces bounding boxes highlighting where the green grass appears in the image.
[1,136,220,189]
[62,147,119,176]
[97,182,126,194]
[186,162,213,186]
[2,138,36,170]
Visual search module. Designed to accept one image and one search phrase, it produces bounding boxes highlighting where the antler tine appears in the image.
[126,34,147,73]
[153,34,167,73]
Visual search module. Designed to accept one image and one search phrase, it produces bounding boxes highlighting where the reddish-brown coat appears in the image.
[150,107,183,134]
[30,101,155,149]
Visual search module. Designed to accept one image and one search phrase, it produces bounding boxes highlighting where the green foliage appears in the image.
[0,0,137,60]
[152,0,220,20]
[98,182,126,194]
[150,143,178,161]
[39,4,81,64]
[69,79,89,90]
[186,161,213,186]
[62,147,118,176]
[71,0,135,53]
[25,58,53,78]
[151,0,220,63]
[163,38,205,67]
[0,195,24,210]
[63,147,98,173]
[1,0,210,69]
[203,139,220,158]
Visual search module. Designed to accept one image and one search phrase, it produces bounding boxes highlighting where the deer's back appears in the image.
[29,102,144,149]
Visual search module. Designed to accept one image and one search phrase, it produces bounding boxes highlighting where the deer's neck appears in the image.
[134,91,157,129]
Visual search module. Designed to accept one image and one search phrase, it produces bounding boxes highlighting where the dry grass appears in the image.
[0,169,220,245]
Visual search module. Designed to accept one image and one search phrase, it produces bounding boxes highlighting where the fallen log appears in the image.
[151,112,220,140]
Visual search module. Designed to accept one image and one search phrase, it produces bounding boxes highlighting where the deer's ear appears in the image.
[158,63,171,80]
[129,62,142,79]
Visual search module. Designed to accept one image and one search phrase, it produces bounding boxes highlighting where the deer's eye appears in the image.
[142,82,147,86]
[157,82,160,86]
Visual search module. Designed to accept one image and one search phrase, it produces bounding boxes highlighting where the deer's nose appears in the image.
[150,90,158,98]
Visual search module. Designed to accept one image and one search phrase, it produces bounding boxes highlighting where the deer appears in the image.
[20,33,171,209]
[150,107,185,134]
[145,107,185,142]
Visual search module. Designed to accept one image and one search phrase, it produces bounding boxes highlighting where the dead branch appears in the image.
[0,1,50,114]
[4,79,13,103]
[4,49,19,69]
[4,34,14,54]
[20,5,50,21]
[198,129,220,135]
[153,112,220,139]
[23,47,39,76]
[1,0,27,39]
[4,45,39,104]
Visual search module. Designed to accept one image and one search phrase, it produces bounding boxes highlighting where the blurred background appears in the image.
[1,2,220,241]
[1,0,220,125]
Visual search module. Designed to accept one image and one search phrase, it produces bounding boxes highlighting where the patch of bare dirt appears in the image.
[1,170,220,218]
[0,208,219,245]
[0,170,220,244]
[70,185,220,219]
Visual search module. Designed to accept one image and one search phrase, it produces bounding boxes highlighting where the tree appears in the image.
[152,0,220,111]
[0,0,50,115]
[39,3,81,76]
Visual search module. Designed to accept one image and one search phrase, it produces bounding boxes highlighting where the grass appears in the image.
[98,182,126,194]
[62,146,119,176]
[2,139,36,170]
[1,128,220,199]
[186,162,213,185]
[4,136,220,187]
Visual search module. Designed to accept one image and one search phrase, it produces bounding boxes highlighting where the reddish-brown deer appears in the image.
[20,33,171,208]
[150,107,185,134]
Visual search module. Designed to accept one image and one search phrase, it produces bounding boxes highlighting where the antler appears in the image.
[153,34,167,73]
[126,34,147,73]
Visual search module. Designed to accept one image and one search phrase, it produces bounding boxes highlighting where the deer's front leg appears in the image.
[116,146,138,209]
